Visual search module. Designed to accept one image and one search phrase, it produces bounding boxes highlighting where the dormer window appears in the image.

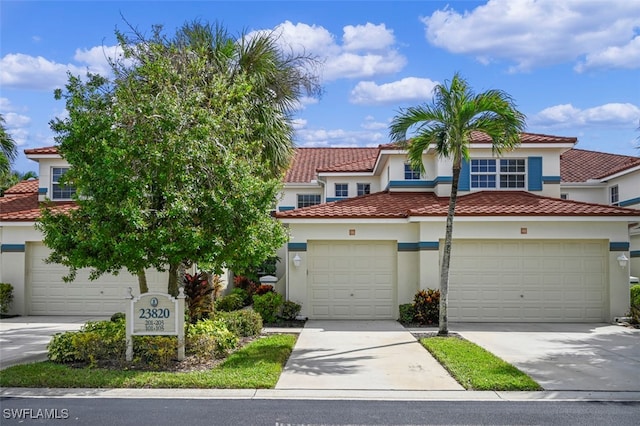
[51,167,76,200]
[335,183,348,198]
[404,163,421,180]
[471,159,525,189]
[357,183,370,196]
[610,185,619,206]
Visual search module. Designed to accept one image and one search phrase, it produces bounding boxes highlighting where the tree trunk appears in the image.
[168,263,179,297]
[137,270,149,294]
[439,158,461,336]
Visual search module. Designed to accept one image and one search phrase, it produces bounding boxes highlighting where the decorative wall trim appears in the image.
[288,242,307,252]
[1,244,26,253]
[278,206,295,211]
[38,187,48,194]
[398,241,439,251]
[389,176,452,189]
[609,242,630,251]
[542,176,561,183]
[619,197,640,207]
[630,250,640,258]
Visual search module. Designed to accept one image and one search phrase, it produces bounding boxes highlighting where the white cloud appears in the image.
[350,77,438,105]
[361,116,388,130]
[0,53,82,90]
[73,44,124,76]
[342,23,395,51]
[421,0,640,72]
[291,118,307,130]
[532,103,640,128]
[575,35,640,72]
[256,20,406,81]
[295,126,385,147]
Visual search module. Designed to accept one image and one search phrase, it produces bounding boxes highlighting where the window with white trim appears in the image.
[297,194,321,208]
[404,163,421,180]
[610,185,619,206]
[335,183,348,197]
[357,183,370,196]
[51,167,76,200]
[470,159,525,189]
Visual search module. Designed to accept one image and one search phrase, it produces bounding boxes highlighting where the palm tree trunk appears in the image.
[137,270,149,294]
[439,159,461,336]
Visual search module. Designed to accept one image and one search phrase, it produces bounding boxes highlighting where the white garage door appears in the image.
[27,243,165,315]
[448,240,608,322]
[307,241,396,319]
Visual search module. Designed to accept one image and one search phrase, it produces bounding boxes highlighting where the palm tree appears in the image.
[0,114,18,177]
[389,73,526,335]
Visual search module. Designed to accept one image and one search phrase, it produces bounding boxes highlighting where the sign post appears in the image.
[125,288,185,362]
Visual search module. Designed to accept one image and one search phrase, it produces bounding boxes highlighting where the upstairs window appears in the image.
[404,163,421,180]
[610,185,619,206]
[335,183,348,198]
[297,194,321,208]
[357,183,370,196]
[470,159,525,189]
[51,167,76,200]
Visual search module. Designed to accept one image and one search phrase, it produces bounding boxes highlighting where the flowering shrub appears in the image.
[413,288,440,325]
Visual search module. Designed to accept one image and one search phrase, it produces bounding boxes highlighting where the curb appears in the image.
[2,388,639,402]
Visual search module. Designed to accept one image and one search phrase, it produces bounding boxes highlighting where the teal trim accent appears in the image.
[418,241,439,250]
[542,176,561,183]
[619,197,640,207]
[459,159,470,191]
[398,242,439,252]
[1,244,26,253]
[389,177,452,189]
[278,206,295,211]
[398,242,418,251]
[326,197,346,202]
[610,242,630,251]
[288,242,307,252]
[630,250,640,258]
[528,157,543,191]
[38,187,47,194]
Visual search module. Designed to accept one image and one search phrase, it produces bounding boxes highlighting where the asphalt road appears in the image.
[1,398,639,425]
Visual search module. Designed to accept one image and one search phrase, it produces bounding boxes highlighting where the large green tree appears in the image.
[37,21,320,296]
[389,73,526,335]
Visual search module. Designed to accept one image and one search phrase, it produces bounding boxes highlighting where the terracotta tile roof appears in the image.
[1,184,76,221]
[24,146,59,155]
[561,148,640,182]
[276,190,639,219]
[284,147,379,183]
[379,131,577,149]
[3,179,39,195]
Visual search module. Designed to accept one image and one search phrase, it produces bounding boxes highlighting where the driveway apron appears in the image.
[454,322,640,391]
[276,320,463,390]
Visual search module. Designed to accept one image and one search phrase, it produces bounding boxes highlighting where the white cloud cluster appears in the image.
[0,99,32,147]
[295,121,387,148]
[265,20,406,81]
[421,0,640,72]
[532,103,640,128]
[350,77,438,105]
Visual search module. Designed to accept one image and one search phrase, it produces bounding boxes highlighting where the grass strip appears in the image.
[420,336,542,391]
[0,334,296,389]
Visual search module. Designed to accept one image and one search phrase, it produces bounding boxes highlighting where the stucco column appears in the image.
[609,251,631,321]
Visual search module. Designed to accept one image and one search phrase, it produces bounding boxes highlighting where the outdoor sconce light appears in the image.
[617,253,628,268]
[292,254,302,268]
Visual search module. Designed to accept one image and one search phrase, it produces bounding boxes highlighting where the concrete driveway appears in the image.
[0,316,107,369]
[276,320,463,391]
[454,322,640,391]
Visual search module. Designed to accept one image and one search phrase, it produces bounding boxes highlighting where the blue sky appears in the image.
[2,0,639,173]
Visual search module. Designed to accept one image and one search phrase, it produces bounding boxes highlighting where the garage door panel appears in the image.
[308,241,396,319]
[448,240,607,322]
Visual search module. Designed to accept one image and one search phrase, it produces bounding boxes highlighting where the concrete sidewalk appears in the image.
[276,320,463,391]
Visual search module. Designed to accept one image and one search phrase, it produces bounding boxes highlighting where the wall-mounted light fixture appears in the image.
[292,253,302,268]
[617,253,629,268]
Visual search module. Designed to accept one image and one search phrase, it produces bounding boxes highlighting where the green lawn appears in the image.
[0,334,296,389]
[420,336,542,391]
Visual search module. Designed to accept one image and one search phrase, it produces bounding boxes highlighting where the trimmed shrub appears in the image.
[73,319,126,366]
[132,336,178,369]
[110,312,125,322]
[47,331,79,363]
[280,300,301,321]
[252,292,284,324]
[413,288,440,325]
[186,318,239,359]
[0,283,14,314]
[630,284,640,324]
[234,275,258,303]
[215,293,245,312]
[230,287,251,306]
[255,284,275,295]
[398,303,415,324]
[216,310,263,337]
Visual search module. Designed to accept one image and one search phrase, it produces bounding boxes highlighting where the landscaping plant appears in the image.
[183,271,214,323]
[630,284,640,324]
[413,288,440,325]
[252,292,284,324]
[216,310,263,337]
[0,283,14,315]
[280,300,301,321]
